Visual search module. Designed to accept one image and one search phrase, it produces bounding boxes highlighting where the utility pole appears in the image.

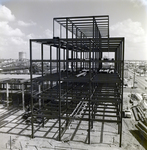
[133,68,135,88]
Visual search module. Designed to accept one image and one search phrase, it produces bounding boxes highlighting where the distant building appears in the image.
[19,52,26,61]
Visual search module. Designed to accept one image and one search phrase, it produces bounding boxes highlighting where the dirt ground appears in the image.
[0,93,147,150]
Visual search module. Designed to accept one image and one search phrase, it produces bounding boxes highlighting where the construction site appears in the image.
[0,15,147,150]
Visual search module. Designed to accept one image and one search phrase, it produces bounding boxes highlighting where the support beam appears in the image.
[22,83,25,111]
[6,82,9,108]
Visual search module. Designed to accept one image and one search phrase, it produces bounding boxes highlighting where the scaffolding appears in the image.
[30,15,124,147]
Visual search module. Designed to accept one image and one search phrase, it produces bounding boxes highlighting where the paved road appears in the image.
[124,70,147,94]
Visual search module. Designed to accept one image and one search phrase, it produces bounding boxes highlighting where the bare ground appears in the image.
[0,93,147,150]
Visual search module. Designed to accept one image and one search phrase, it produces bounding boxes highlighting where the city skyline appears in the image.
[0,0,147,60]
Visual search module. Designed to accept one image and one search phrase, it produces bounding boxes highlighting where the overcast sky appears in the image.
[0,0,147,60]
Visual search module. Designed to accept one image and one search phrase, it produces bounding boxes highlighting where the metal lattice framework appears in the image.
[30,15,124,147]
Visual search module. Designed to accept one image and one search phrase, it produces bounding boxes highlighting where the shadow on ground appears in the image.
[130,129,147,150]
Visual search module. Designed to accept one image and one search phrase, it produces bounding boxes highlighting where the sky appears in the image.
[0,0,147,60]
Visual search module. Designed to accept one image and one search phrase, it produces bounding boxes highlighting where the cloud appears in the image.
[0,5,24,37]
[27,34,35,39]
[18,20,36,27]
[44,29,53,38]
[110,19,147,60]
[0,21,24,37]
[0,5,15,21]
[10,37,27,45]
[110,19,145,42]
[130,0,147,6]
[0,36,8,46]
[0,5,29,58]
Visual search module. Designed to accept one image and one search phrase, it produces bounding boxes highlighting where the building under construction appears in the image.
[30,15,124,147]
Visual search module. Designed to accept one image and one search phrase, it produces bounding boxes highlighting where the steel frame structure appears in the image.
[30,15,124,147]
[0,78,30,109]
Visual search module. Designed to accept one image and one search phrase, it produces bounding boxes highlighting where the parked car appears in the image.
[124,110,131,118]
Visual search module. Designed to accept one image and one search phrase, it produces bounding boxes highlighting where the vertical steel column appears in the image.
[71,24,74,73]
[80,32,82,69]
[82,51,84,69]
[82,53,85,71]
[63,49,65,70]
[119,38,124,147]
[117,46,120,75]
[38,84,41,108]
[50,45,52,74]
[80,50,82,69]
[53,18,55,37]
[88,39,92,144]
[91,17,95,129]
[66,18,69,76]
[6,82,9,108]
[41,43,45,127]
[50,45,53,88]
[85,52,87,68]
[118,46,122,74]
[41,43,44,76]
[22,83,25,111]
[30,40,34,138]
[76,28,78,71]
[95,22,98,70]
[117,45,121,136]
[75,50,76,60]
[115,49,117,71]
[66,18,69,127]
[58,40,61,141]
[99,32,102,69]
[108,16,110,54]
